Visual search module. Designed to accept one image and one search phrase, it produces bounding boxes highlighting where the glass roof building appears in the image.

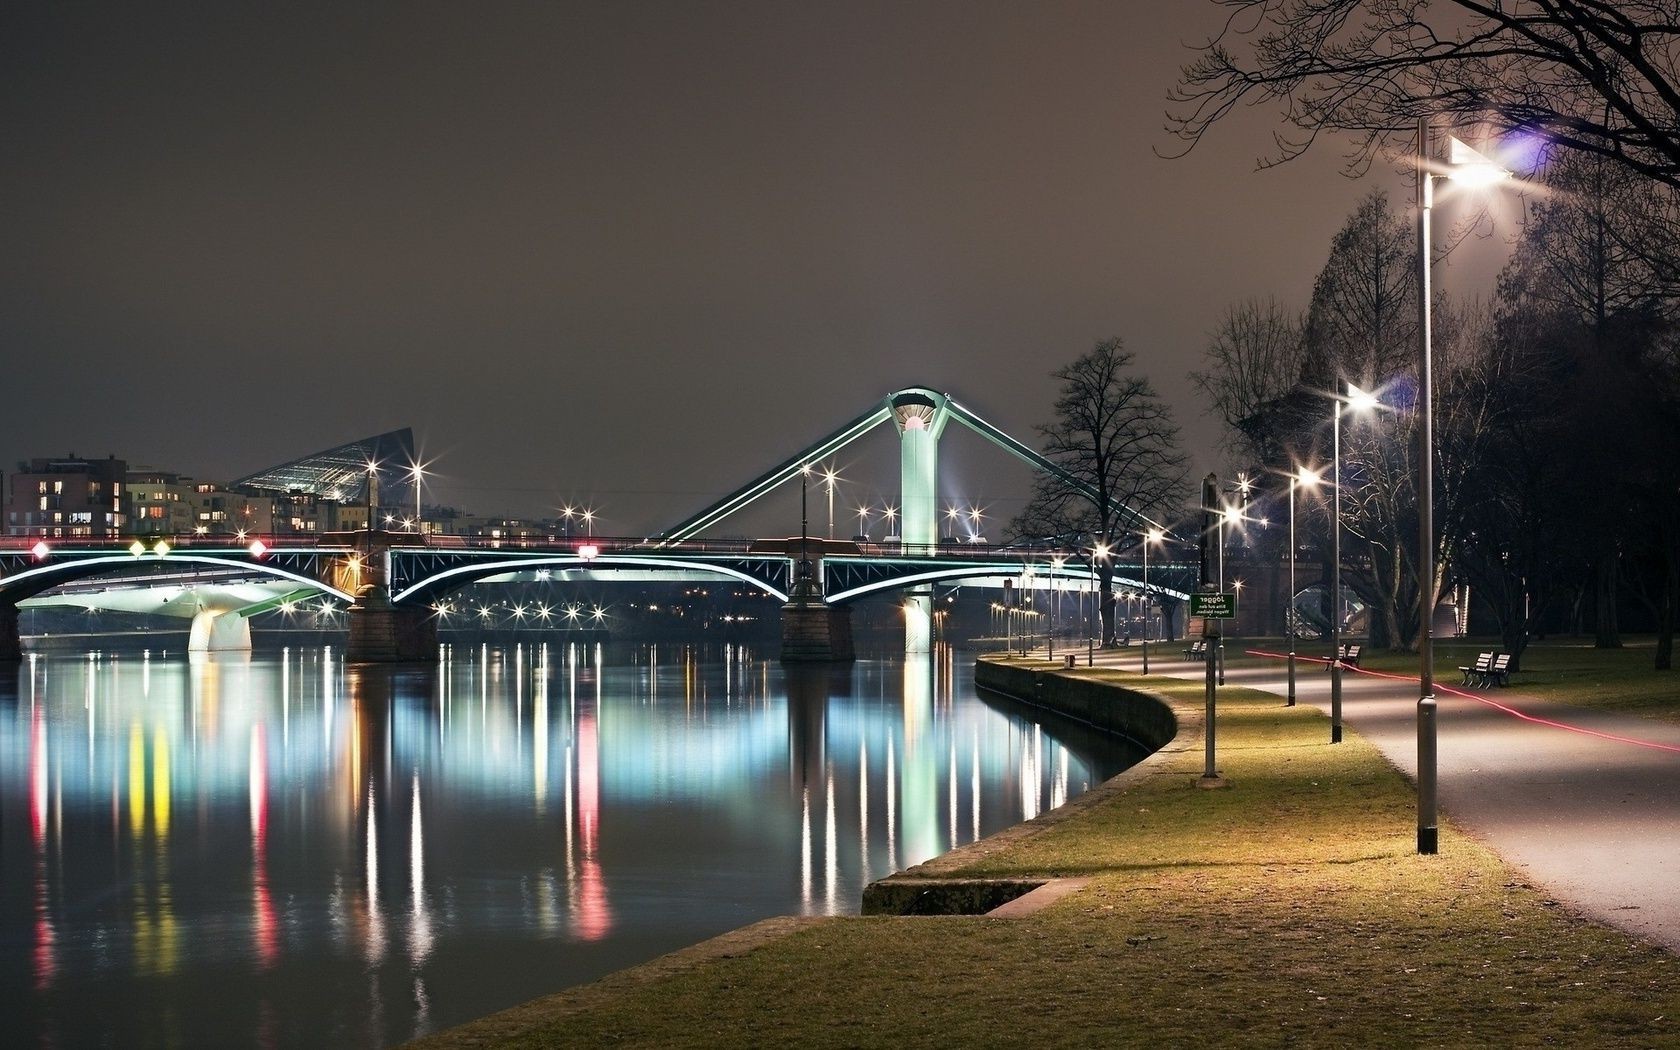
[230,428,415,504]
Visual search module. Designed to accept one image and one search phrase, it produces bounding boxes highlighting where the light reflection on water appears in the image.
[2,642,1141,1048]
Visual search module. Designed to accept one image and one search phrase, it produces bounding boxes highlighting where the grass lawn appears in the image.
[414,663,1680,1049]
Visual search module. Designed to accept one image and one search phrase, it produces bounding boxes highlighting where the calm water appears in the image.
[2,642,1142,1048]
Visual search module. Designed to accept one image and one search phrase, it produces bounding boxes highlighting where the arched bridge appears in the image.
[0,533,1195,661]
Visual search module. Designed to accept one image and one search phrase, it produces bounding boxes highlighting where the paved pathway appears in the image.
[1035,642,1680,953]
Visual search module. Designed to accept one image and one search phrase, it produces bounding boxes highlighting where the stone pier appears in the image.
[763,536,855,663]
[0,603,20,662]
[347,593,438,662]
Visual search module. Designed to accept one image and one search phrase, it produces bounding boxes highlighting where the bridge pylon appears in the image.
[341,533,439,663]
[893,392,947,654]
[776,538,854,663]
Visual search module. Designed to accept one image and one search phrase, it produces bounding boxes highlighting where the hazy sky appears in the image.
[1,2,1515,537]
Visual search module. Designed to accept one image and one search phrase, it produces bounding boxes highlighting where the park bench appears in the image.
[1486,652,1513,687]
[1326,643,1362,669]
[1458,652,1494,686]
[1182,640,1206,660]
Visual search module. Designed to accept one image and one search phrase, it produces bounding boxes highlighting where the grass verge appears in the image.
[413,661,1680,1049]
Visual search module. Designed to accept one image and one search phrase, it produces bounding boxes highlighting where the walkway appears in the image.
[1057,642,1680,953]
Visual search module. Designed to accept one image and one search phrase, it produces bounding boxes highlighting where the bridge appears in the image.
[0,385,1196,663]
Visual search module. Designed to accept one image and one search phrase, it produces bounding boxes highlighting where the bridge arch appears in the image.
[0,553,357,606]
[390,554,791,607]
[824,563,1191,606]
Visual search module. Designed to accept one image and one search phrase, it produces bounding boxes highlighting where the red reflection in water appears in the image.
[571,709,610,940]
[31,703,57,991]
[250,723,279,970]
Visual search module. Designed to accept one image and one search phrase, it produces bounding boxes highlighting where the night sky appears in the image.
[1,2,1511,537]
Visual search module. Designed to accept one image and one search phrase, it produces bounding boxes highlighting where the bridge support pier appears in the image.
[189,609,253,653]
[903,587,932,654]
[347,596,438,663]
[781,603,853,663]
[0,602,19,662]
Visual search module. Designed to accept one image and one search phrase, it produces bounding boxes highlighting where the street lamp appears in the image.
[409,460,426,533]
[1288,466,1322,706]
[1416,123,1511,855]
[822,464,839,540]
[968,505,984,542]
[1050,555,1065,659]
[561,505,575,539]
[1089,540,1109,665]
[1141,529,1162,674]
[364,459,379,543]
[1331,380,1381,742]
[1217,504,1241,684]
[856,504,870,540]
[581,507,595,537]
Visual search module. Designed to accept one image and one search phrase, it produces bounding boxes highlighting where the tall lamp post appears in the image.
[1088,541,1109,665]
[822,465,838,540]
[1141,529,1162,675]
[1217,505,1240,685]
[1416,122,1510,854]
[1331,382,1380,743]
[1288,467,1321,706]
[1050,555,1064,659]
[409,461,425,534]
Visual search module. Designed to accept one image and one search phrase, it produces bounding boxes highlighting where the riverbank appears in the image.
[411,655,1680,1048]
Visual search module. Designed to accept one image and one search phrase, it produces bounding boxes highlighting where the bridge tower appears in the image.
[892,391,949,653]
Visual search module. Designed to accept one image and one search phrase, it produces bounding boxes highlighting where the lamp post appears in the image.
[1330,383,1377,742]
[409,461,425,534]
[1088,541,1109,665]
[822,465,838,540]
[1288,467,1321,706]
[1141,529,1162,675]
[1050,555,1064,659]
[856,504,869,540]
[1415,122,1510,855]
[1217,505,1240,685]
[364,460,378,544]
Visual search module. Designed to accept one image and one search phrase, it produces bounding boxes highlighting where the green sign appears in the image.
[1190,592,1237,619]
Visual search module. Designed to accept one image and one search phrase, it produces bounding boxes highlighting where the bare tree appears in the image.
[1013,339,1188,646]
[1189,296,1306,465]
[1168,1,1680,186]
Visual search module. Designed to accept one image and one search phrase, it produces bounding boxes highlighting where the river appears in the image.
[1,642,1143,1048]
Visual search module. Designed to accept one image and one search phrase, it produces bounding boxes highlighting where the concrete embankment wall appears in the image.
[972,657,1177,753]
[862,658,1184,914]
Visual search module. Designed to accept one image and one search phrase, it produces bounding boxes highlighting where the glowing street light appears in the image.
[1288,466,1322,706]
[856,504,870,540]
[968,505,984,541]
[364,459,380,541]
[1330,380,1383,741]
[1414,125,1512,855]
[1141,529,1163,675]
[1089,540,1110,665]
[822,464,839,540]
[580,508,596,537]
[408,460,428,533]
